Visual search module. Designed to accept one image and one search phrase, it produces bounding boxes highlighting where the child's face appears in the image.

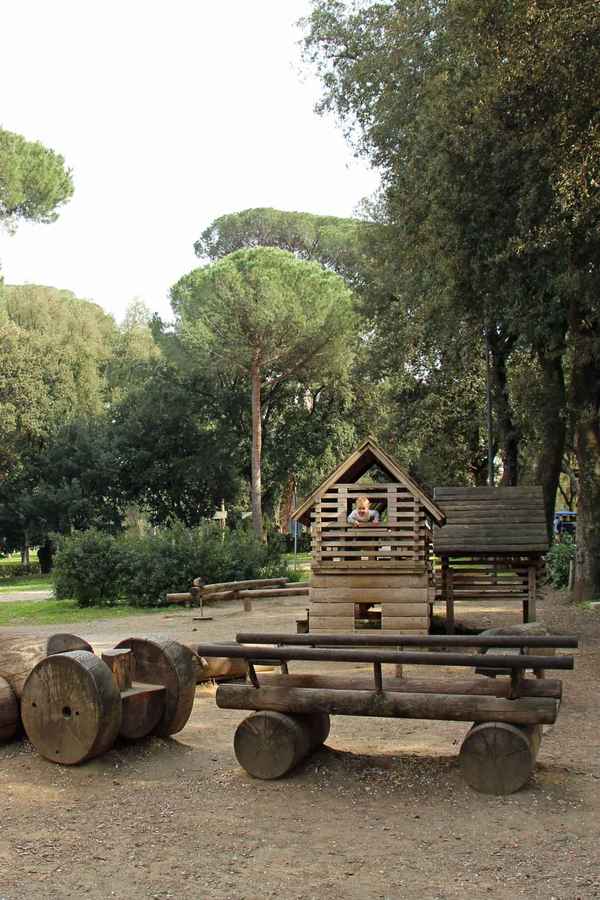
[357,500,370,518]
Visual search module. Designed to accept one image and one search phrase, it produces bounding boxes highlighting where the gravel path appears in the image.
[0,593,598,900]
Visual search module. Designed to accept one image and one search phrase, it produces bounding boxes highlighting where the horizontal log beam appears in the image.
[196,642,574,670]
[216,684,559,725]
[201,577,288,593]
[258,672,562,700]
[234,632,578,649]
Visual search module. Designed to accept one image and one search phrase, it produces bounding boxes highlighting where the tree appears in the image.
[171,247,357,536]
[304,0,600,595]
[0,128,73,234]
[195,207,368,287]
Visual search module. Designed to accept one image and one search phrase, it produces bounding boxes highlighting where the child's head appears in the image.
[356,495,370,515]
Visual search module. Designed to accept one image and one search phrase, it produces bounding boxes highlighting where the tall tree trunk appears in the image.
[489,334,520,485]
[21,530,30,566]
[534,348,567,541]
[570,306,600,601]
[277,475,297,533]
[250,357,263,539]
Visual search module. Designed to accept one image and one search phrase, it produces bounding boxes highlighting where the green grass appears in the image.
[0,599,166,627]
[0,552,22,567]
[0,575,53,592]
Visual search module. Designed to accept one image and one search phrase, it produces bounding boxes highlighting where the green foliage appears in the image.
[0,127,73,232]
[0,562,41,582]
[53,525,285,607]
[546,536,576,590]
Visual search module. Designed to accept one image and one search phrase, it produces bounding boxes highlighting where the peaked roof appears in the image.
[291,437,446,527]
[432,486,549,554]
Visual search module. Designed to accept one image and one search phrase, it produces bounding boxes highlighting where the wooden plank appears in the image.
[434,487,542,499]
[313,561,429,572]
[310,574,429,589]
[309,618,356,631]
[380,603,430,617]
[380,616,429,629]
[311,588,429,603]
[435,545,549,553]
[308,603,355,616]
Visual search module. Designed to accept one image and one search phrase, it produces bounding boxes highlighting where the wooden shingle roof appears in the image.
[432,486,549,555]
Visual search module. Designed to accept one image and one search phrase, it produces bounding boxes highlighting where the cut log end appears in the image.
[21,651,122,765]
[234,710,330,780]
[0,676,19,743]
[459,721,542,795]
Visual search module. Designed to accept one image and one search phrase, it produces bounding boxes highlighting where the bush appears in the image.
[53,524,286,607]
[545,535,576,589]
[0,562,42,582]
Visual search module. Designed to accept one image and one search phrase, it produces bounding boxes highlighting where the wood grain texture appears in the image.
[21,651,121,764]
[459,722,542,794]
[233,710,330,779]
[0,633,93,698]
[114,638,197,736]
[0,675,19,743]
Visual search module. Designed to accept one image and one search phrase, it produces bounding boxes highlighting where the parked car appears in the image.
[554,509,577,537]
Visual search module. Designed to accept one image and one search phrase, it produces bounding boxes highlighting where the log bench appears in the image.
[196,632,578,795]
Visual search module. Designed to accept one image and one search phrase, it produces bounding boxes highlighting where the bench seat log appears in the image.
[216,683,559,725]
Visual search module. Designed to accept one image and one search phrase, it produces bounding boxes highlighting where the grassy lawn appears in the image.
[0,599,166,627]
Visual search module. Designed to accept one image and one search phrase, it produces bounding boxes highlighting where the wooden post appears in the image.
[527,565,537,623]
[0,676,19,743]
[101,649,133,691]
[459,722,542,794]
[233,710,330,779]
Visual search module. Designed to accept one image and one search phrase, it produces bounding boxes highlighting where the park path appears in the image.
[0,589,53,603]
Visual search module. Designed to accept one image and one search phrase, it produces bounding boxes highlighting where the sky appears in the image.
[0,1,379,323]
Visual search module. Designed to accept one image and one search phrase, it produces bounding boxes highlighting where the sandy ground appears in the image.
[1,592,599,900]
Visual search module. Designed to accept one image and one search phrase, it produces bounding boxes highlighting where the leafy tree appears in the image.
[195,207,368,287]
[304,0,600,596]
[171,247,357,535]
[0,128,73,234]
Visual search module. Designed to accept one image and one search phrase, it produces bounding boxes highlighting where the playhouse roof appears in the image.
[291,437,446,527]
[432,486,549,555]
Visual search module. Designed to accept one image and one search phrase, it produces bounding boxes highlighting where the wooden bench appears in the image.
[197,631,578,795]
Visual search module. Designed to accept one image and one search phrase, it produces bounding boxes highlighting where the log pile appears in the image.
[0,633,198,764]
[165,577,310,610]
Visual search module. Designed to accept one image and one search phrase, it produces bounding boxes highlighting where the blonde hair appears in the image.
[356,495,370,507]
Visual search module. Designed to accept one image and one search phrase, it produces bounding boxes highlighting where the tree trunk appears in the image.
[489,335,520,485]
[250,358,264,539]
[570,309,600,600]
[277,475,297,533]
[534,349,567,541]
[20,532,30,567]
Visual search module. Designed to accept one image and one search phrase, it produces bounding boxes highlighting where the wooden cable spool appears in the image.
[0,676,19,743]
[114,638,198,736]
[21,650,122,765]
[459,721,542,794]
[233,710,330,780]
[0,633,93,698]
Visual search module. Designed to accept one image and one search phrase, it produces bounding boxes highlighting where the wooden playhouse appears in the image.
[432,486,549,632]
[291,438,446,633]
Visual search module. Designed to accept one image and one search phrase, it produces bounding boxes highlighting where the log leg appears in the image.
[459,722,542,795]
[0,676,19,743]
[233,710,330,780]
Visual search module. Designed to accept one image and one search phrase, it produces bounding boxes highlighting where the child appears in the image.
[348,495,380,527]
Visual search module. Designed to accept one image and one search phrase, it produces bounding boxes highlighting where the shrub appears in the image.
[545,535,576,589]
[0,562,41,581]
[53,524,286,607]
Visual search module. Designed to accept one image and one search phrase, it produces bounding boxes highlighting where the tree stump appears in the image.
[459,721,542,794]
[0,676,19,743]
[233,710,330,779]
[0,633,93,698]
[114,638,197,736]
[21,651,122,764]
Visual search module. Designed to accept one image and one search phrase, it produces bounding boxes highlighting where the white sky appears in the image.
[0,1,379,322]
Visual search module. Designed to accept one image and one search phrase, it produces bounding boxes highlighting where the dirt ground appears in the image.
[1,592,599,900]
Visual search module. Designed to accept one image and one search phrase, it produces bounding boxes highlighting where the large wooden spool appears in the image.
[114,638,197,735]
[21,650,122,765]
[234,710,330,779]
[0,676,19,743]
[0,633,93,698]
[459,721,542,794]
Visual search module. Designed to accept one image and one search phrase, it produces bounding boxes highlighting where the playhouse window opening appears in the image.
[354,602,382,630]
[345,496,388,524]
